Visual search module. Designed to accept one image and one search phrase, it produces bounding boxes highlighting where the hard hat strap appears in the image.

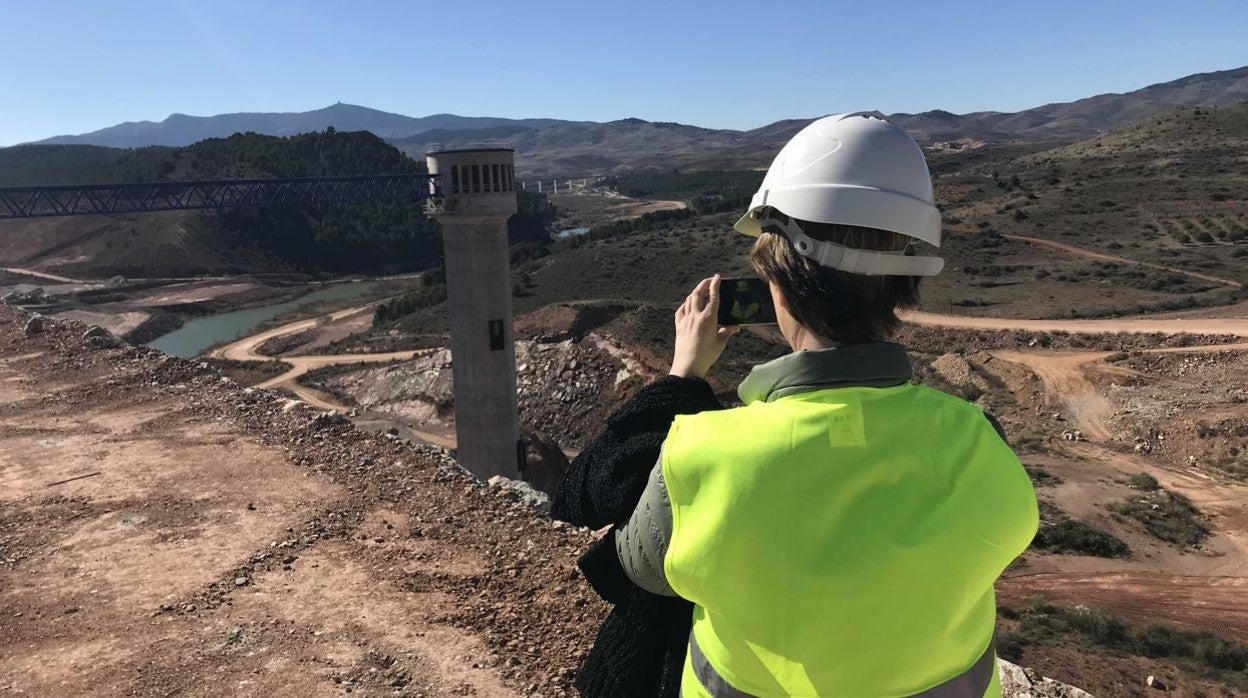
[761,218,945,277]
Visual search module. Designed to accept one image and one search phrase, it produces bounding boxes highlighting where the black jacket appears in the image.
[551,375,722,698]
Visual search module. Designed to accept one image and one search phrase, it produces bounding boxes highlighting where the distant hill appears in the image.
[392,118,747,179]
[392,66,1248,177]
[32,103,578,148]
[25,66,1248,178]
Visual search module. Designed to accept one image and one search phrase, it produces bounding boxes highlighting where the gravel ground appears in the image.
[0,305,1089,696]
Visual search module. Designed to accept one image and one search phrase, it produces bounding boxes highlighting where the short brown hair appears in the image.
[749,216,921,344]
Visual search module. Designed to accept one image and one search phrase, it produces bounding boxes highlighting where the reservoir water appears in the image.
[147,281,379,358]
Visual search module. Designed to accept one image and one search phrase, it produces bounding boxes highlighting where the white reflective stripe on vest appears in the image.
[686,632,997,698]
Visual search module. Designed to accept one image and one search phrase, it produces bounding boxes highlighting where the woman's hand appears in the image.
[670,274,740,379]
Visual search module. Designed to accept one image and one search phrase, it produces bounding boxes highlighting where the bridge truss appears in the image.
[0,174,441,220]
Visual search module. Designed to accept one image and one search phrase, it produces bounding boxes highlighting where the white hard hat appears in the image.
[734,111,944,276]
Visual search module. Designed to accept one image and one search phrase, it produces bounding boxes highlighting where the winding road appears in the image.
[207,302,456,448]
[215,289,1248,421]
[209,301,426,401]
[1002,233,1243,289]
[2,267,87,284]
[987,341,1248,641]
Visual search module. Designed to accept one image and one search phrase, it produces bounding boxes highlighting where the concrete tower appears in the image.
[425,148,520,479]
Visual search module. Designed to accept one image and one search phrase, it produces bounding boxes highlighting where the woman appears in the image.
[553,112,1038,697]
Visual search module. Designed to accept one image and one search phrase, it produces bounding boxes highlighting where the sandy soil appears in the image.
[208,308,457,451]
[127,281,261,306]
[0,307,602,696]
[903,310,1248,338]
[982,345,1248,645]
[605,198,686,218]
[0,267,84,284]
[53,308,151,337]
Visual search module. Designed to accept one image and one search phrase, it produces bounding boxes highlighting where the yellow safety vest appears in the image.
[661,383,1038,697]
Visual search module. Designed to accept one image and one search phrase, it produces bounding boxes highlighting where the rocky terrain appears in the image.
[0,306,1105,697]
[321,333,657,453]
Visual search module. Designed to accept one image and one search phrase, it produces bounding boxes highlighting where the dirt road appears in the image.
[1003,233,1244,288]
[1,266,84,283]
[903,310,1248,338]
[987,341,1248,643]
[209,301,424,399]
[206,284,1248,459]
[224,305,1248,404]
[993,340,1248,442]
[993,350,1119,441]
[999,434,1248,643]
[209,304,458,449]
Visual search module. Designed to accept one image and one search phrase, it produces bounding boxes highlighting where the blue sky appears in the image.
[2,0,1246,146]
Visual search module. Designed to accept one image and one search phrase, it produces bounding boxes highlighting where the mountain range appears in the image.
[17,65,1248,177]
[34,103,578,148]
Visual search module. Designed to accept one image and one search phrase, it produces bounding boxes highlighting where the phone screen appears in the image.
[717,277,777,326]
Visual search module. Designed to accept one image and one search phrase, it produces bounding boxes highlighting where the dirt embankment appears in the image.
[0,306,1090,697]
[902,310,1248,340]
[980,343,1248,649]
[0,306,601,697]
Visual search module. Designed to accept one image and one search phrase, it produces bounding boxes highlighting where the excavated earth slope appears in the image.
[0,305,1084,697]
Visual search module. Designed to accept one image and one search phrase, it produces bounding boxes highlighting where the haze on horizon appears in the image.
[2,0,1247,146]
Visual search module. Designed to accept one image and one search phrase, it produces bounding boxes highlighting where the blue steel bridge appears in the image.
[0,174,442,220]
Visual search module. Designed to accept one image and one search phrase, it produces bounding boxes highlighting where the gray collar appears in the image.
[737,342,914,404]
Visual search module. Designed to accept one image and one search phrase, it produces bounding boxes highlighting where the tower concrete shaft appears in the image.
[426,149,520,479]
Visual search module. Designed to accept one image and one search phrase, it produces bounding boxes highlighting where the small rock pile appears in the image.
[929,352,993,402]
[516,338,624,449]
[322,336,632,451]
[999,662,1095,697]
[2,287,50,305]
[1134,428,1167,454]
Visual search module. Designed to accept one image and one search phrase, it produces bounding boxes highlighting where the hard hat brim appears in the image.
[734,184,941,247]
[733,212,764,237]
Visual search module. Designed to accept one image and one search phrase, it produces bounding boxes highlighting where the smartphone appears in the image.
[717,277,777,326]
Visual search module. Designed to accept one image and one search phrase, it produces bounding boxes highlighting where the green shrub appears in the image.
[1129,472,1160,491]
[1032,520,1130,558]
[1025,466,1061,487]
[999,599,1248,685]
[374,275,447,326]
[1108,489,1209,547]
[1214,452,1248,480]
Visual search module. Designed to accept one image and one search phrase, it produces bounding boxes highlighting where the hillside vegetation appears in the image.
[364,104,1248,350]
[519,105,1248,322]
[931,103,1248,317]
[0,131,441,276]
